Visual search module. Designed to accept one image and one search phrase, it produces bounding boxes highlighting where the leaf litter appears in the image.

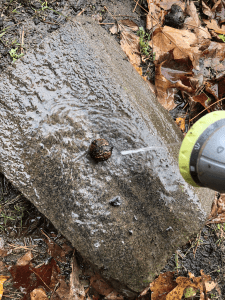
[110,0,225,132]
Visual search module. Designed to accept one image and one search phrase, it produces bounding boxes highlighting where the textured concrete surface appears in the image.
[0,16,214,296]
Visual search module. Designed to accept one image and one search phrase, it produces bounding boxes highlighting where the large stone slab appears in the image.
[0,17,214,296]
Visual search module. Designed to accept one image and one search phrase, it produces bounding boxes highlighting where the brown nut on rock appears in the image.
[89,139,113,162]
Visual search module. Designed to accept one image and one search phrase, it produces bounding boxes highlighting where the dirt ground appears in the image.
[0,0,225,299]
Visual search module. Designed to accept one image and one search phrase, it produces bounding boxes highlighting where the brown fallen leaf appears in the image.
[45,238,67,263]
[203,19,225,35]
[150,26,200,68]
[146,0,185,30]
[184,1,211,41]
[110,24,119,35]
[0,276,10,300]
[69,257,86,300]
[0,238,8,258]
[202,1,214,18]
[150,271,177,300]
[120,29,141,73]
[90,274,113,297]
[90,273,123,300]
[175,117,185,132]
[155,62,194,110]
[105,291,123,300]
[119,19,139,31]
[111,20,142,75]
[30,288,48,300]
[213,0,225,24]
[10,258,59,300]
[146,0,162,30]
[207,193,225,223]
[192,93,211,111]
[56,279,70,300]
[166,271,213,300]
[110,20,139,35]
[16,251,33,266]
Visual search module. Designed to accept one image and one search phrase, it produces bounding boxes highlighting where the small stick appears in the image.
[21,26,24,54]
[190,97,225,122]
[133,0,140,12]
[104,6,117,22]
[133,0,148,13]
[40,229,51,240]
[50,282,60,300]
[31,268,53,292]
[77,8,86,16]
[99,23,115,25]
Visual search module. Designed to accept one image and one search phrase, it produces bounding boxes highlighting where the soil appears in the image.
[0,0,224,299]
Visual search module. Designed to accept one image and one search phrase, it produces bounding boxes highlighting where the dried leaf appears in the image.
[30,288,48,300]
[217,194,225,213]
[207,193,225,223]
[207,213,225,223]
[192,94,210,110]
[0,276,10,300]
[202,1,214,18]
[185,1,200,28]
[16,251,33,266]
[105,291,123,300]
[120,29,141,68]
[90,274,113,297]
[146,0,185,30]
[159,0,185,10]
[56,279,70,300]
[0,238,8,258]
[110,24,119,35]
[0,249,8,258]
[150,26,200,68]
[205,281,217,292]
[166,271,213,300]
[61,243,73,256]
[10,258,59,298]
[214,0,225,24]
[69,257,86,300]
[184,1,211,41]
[46,238,67,263]
[203,19,225,35]
[175,117,185,132]
[146,0,162,30]
[119,19,139,31]
[155,63,177,110]
[150,271,177,300]
[155,62,193,110]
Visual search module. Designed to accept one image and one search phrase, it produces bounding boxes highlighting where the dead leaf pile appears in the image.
[207,193,225,223]
[149,270,218,299]
[111,0,225,117]
[0,234,123,300]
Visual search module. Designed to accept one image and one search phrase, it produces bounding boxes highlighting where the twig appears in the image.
[190,97,225,122]
[77,8,86,16]
[40,229,51,240]
[133,0,140,12]
[104,6,117,22]
[99,23,115,25]
[21,26,24,54]
[113,15,137,17]
[31,268,53,292]
[50,282,60,300]
[133,0,148,14]
[3,195,21,207]
[8,243,38,251]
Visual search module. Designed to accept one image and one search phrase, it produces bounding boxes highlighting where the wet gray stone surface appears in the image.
[0,16,214,296]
